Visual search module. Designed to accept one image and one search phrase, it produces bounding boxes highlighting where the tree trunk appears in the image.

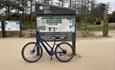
[103,11,109,37]
[30,0,32,23]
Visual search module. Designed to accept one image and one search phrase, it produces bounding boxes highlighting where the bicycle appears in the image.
[21,32,74,63]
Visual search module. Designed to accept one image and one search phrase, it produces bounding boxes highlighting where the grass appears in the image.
[77,23,115,37]
[4,22,114,37]
[77,30,95,37]
[77,23,115,31]
[22,22,36,30]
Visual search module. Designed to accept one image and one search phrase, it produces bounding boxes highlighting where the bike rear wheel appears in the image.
[55,42,74,62]
[21,42,43,63]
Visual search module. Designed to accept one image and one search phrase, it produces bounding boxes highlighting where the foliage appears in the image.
[91,3,109,20]
[109,11,115,23]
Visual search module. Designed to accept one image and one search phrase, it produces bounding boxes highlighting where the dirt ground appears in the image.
[0,31,115,70]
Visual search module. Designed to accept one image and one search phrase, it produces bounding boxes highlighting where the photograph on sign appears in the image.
[0,21,2,31]
[37,16,75,32]
[5,21,20,31]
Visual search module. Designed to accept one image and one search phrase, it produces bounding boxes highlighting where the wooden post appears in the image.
[1,21,5,38]
[103,10,109,37]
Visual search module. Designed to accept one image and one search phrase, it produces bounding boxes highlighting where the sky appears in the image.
[0,0,115,14]
[51,0,115,13]
[53,0,115,13]
[95,0,115,13]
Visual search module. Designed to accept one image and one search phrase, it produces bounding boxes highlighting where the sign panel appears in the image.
[37,16,75,32]
[37,16,76,41]
[0,21,2,31]
[5,21,20,31]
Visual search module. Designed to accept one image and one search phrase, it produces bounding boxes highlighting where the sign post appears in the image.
[0,21,5,37]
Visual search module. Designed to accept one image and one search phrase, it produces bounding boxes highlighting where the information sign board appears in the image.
[5,21,20,31]
[37,16,75,32]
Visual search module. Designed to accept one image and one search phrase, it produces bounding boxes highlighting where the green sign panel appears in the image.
[46,18,62,25]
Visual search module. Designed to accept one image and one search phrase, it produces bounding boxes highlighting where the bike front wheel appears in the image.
[21,42,43,63]
[55,42,74,62]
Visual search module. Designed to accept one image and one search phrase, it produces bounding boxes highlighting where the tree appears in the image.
[91,3,109,36]
[78,0,92,30]
[2,0,10,19]
[58,0,64,7]
[103,10,109,37]
[109,11,115,23]
[91,3,109,20]
[0,1,4,9]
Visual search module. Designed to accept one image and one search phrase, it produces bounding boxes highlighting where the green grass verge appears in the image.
[77,23,115,31]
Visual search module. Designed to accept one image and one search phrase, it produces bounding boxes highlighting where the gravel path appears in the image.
[0,31,115,70]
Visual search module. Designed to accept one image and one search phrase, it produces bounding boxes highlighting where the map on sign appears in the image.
[0,21,2,31]
[37,16,75,32]
[5,21,20,31]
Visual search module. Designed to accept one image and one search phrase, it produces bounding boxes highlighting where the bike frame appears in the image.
[36,33,59,56]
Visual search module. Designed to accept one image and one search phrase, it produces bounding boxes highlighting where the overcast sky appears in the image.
[54,0,115,13]
[96,0,115,13]
[52,0,115,13]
